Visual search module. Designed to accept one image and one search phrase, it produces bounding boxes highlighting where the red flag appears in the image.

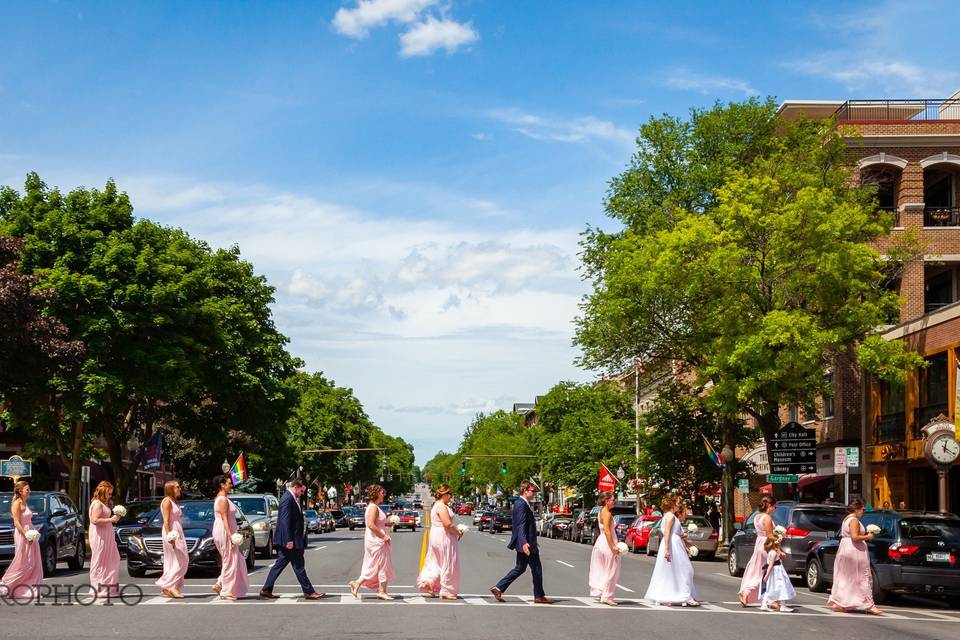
[598,464,617,492]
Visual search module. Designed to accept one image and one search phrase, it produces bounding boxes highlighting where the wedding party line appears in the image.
[1,476,883,614]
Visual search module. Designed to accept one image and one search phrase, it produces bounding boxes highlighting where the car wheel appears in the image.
[871,568,888,605]
[42,539,58,577]
[350,525,355,531]
[128,565,147,578]
[67,538,85,570]
[646,541,654,556]
[806,558,826,592]
[728,546,743,577]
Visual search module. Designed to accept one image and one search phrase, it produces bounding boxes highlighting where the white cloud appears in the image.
[487,108,635,146]
[333,0,437,38]
[787,56,960,97]
[399,16,479,57]
[663,69,759,97]
[470,132,488,141]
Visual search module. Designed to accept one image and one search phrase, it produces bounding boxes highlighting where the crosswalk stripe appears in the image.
[459,596,489,605]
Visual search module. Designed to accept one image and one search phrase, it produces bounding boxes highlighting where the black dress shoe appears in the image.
[490,587,504,602]
[259,590,280,599]
[303,592,325,600]
[534,596,555,604]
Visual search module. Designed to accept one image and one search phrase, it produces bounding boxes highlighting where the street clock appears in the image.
[921,415,959,469]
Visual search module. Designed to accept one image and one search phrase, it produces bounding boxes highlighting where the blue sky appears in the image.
[2,1,958,465]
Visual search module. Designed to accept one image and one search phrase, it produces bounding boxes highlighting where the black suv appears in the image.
[581,504,637,545]
[805,510,960,606]
[113,500,161,556]
[728,501,846,577]
[0,491,86,576]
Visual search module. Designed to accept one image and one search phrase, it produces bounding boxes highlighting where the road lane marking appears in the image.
[574,596,606,608]
[616,583,635,593]
[310,545,328,551]
[557,560,575,567]
[418,510,431,572]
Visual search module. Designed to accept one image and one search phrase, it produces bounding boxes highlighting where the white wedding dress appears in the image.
[643,514,698,604]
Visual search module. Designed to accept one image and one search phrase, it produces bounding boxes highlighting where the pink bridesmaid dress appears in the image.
[155,500,189,592]
[357,504,395,590]
[88,499,121,597]
[827,515,875,611]
[588,515,621,602]
[213,496,249,599]
[0,504,44,600]
[738,512,770,605]
[416,503,461,597]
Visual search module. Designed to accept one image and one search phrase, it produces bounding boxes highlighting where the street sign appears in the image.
[737,478,749,494]
[769,422,817,474]
[834,447,847,474]
[767,474,799,483]
[0,456,32,481]
[845,446,860,469]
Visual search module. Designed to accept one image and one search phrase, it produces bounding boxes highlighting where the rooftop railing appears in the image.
[835,99,960,122]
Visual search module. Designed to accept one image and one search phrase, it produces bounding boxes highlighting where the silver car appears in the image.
[646,515,718,560]
[230,494,280,558]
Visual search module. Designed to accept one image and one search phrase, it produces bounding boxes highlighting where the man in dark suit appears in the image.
[490,480,553,604]
[260,480,323,600]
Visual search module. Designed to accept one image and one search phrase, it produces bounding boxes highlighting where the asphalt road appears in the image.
[7,497,960,639]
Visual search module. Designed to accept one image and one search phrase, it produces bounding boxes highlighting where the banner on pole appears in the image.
[598,464,617,492]
[141,430,163,471]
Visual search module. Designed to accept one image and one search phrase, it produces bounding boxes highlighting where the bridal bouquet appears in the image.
[866,524,881,535]
[687,545,699,557]
[456,524,468,535]
[165,530,180,543]
[112,505,127,518]
[687,523,698,533]
[773,525,787,537]
[616,541,628,553]
[387,515,400,525]
[231,532,244,545]
[25,529,40,543]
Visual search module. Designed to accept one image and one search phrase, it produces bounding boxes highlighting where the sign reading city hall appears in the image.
[769,421,817,474]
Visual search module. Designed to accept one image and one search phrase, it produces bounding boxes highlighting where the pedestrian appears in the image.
[587,491,622,606]
[0,480,43,601]
[643,495,699,606]
[827,499,882,615]
[490,480,553,604]
[211,475,249,601]
[416,483,462,599]
[738,495,776,608]
[760,532,795,612]
[349,484,395,600]
[156,480,189,599]
[882,501,891,510]
[898,500,907,510]
[88,481,121,601]
[260,479,322,600]
[707,503,721,534]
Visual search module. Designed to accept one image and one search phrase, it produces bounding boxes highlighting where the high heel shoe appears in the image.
[160,589,176,599]
[212,583,222,594]
[349,581,360,599]
[376,591,395,601]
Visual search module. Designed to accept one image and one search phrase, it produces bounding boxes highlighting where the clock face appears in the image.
[930,435,960,465]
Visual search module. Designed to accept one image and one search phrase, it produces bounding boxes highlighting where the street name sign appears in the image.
[767,474,799,483]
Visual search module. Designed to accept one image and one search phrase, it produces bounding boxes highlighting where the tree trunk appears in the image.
[721,416,738,545]
[67,419,84,505]
[756,410,781,471]
[106,403,137,501]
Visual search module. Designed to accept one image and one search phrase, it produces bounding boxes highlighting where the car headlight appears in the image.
[199,537,216,550]
[129,534,146,550]
[254,521,269,531]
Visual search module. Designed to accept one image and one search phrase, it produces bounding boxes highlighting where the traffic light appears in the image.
[460,459,466,475]
[501,462,507,475]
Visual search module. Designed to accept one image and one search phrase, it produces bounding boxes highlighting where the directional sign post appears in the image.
[769,422,817,474]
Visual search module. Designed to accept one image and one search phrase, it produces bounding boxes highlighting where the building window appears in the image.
[823,373,834,418]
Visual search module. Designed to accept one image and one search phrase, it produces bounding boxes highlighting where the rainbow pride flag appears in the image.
[229,454,249,485]
[701,434,726,469]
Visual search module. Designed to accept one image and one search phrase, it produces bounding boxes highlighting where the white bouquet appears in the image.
[456,524,468,534]
[866,524,881,535]
[165,530,180,543]
[387,515,400,525]
[112,505,127,518]
[616,541,628,553]
[687,523,699,533]
[687,545,699,557]
[24,529,40,543]
[773,525,787,537]
[230,532,244,545]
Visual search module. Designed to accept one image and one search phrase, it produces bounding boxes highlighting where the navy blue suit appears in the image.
[262,490,315,595]
[495,498,544,597]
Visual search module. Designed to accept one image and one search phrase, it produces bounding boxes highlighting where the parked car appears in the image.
[612,514,637,542]
[473,510,485,526]
[547,515,573,539]
[728,502,846,577]
[392,511,418,532]
[305,509,322,533]
[566,510,587,541]
[331,509,349,528]
[458,503,474,516]
[625,515,662,553]
[316,511,336,532]
[582,505,636,545]
[113,499,161,556]
[647,514,718,559]
[127,500,256,577]
[0,491,86,577]
[230,493,281,558]
[492,511,513,533]
[347,507,366,530]
[805,510,960,606]
[477,511,495,532]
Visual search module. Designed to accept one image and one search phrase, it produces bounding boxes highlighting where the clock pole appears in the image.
[939,469,948,513]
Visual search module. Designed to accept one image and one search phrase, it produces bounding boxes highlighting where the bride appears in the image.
[643,494,699,606]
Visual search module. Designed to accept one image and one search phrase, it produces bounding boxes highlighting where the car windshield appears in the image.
[793,509,846,532]
[304,510,318,518]
[331,510,344,518]
[118,503,159,524]
[149,502,217,526]
[0,494,47,515]
[230,497,268,516]
[899,518,960,542]
[683,516,711,528]
[613,515,636,525]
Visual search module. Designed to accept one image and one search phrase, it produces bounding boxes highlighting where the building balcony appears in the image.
[924,206,960,227]
[914,403,949,437]
[836,99,960,122]
[875,412,906,444]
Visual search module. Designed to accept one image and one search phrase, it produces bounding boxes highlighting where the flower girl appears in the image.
[760,533,796,612]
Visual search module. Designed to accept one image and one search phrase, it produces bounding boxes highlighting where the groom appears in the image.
[490,480,553,604]
[260,479,323,600]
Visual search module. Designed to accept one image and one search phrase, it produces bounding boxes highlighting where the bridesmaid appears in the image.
[588,491,622,606]
[88,481,121,601]
[827,499,883,615]
[643,494,699,606]
[416,483,462,599]
[349,484,395,601]
[155,480,189,599]
[211,474,249,601]
[738,495,776,608]
[0,481,43,601]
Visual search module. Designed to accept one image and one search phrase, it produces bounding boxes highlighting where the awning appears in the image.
[798,474,833,491]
